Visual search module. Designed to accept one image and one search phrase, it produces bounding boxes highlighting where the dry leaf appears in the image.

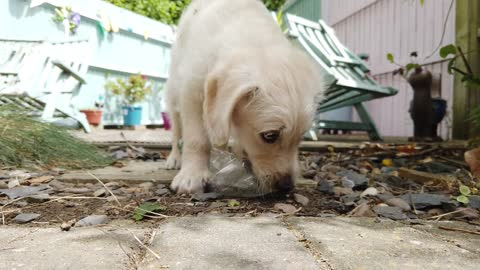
[28,176,54,185]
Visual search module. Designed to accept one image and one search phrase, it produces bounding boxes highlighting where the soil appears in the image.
[1,144,479,226]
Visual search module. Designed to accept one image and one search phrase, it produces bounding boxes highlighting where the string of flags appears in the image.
[52,6,81,37]
[29,0,173,42]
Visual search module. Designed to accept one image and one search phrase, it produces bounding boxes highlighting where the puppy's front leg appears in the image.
[171,101,211,194]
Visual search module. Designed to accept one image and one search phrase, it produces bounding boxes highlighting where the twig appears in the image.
[438,226,480,236]
[457,46,474,75]
[87,172,121,207]
[120,206,172,218]
[132,233,161,260]
[424,0,455,60]
[1,197,26,225]
[435,155,469,169]
[426,209,467,220]
[451,67,470,77]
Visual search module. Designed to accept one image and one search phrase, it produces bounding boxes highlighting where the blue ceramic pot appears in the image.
[123,106,142,126]
[432,98,447,125]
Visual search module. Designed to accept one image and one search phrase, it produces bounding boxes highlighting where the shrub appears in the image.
[104,0,286,25]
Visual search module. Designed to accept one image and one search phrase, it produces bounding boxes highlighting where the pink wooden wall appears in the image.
[321,0,456,139]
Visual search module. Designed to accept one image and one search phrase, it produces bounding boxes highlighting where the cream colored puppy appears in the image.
[165,0,324,194]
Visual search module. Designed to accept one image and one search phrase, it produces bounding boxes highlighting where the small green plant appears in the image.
[227,199,241,207]
[105,74,152,106]
[439,44,480,88]
[439,44,480,131]
[456,184,471,204]
[386,52,421,77]
[133,202,167,221]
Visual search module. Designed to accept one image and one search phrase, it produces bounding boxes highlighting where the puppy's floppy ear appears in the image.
[203,69,253,148]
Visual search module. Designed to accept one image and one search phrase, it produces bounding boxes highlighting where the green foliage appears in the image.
[385,52,420,77]
[263,0,287,11]
[460,185,471,196]
[0,107,112,169]
[227,199,241,207]
[133,202,167,221]
[386,53,395,63]
[439,44,456,58]
[456,195,469,204]
[439,44,480,129]
[105,74,152,106]
[405,63,421,74]
[456,185,474,205]
[104,0,192,25]
[104,0,285,25]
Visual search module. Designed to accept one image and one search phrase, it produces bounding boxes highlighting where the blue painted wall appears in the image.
[1,0,173,125]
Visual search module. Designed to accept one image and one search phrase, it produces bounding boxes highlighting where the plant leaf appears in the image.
[456,195,470,204]
[460,185,471,196]
[439,44,457,58]
[387,53,395,63]
[133,202,167,221]
[405,63,421,74]
[447,58,456,74]
[228,199,241,207]
[420,0,425,6]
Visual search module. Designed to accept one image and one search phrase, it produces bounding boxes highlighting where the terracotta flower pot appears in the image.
[80,109,103,126]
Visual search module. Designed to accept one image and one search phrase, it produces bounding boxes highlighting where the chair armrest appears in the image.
[52,60,87,84]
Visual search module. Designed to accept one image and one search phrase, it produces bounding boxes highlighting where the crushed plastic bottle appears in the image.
[208,148,267,198]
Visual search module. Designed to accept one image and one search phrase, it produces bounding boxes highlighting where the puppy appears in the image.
[165,0,324,194]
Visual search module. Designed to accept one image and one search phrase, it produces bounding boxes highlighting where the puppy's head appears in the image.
[204,46,324,194]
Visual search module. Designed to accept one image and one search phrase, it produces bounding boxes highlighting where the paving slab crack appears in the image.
[281,217,336,270]
[108,221,169,270]
[410,224,480,255]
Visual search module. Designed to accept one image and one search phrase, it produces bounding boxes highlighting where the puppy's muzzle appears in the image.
[275,175,294,193]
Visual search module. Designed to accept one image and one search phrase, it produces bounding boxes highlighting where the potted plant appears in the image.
[80,95,104,126]
[105,74,151,126]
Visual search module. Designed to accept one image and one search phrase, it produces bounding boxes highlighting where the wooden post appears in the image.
[453,0,480,139]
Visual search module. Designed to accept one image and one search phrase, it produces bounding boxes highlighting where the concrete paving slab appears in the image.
[0,225,145,270]
[289,217,480,270]
[140,215,327,270]
[58,161,177,184]
[411,221,480,254]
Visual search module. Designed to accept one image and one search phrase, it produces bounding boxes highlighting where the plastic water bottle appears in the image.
[209,148,266,198]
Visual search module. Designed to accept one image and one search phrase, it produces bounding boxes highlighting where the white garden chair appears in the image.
[0,36,95,132]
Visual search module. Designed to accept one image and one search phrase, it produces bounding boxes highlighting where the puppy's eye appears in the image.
[260,130,280,144]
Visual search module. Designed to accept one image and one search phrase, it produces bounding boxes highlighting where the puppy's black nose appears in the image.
[276,175,294,193]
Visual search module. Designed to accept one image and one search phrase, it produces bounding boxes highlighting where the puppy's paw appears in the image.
[165,151,181,170]
[171,168,210,194]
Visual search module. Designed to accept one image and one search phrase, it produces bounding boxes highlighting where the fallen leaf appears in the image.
[27,176,54,185]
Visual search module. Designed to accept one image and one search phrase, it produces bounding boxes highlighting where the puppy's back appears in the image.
[173,0,288,61]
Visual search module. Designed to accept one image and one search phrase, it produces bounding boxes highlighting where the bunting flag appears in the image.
[30,1,174,43]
